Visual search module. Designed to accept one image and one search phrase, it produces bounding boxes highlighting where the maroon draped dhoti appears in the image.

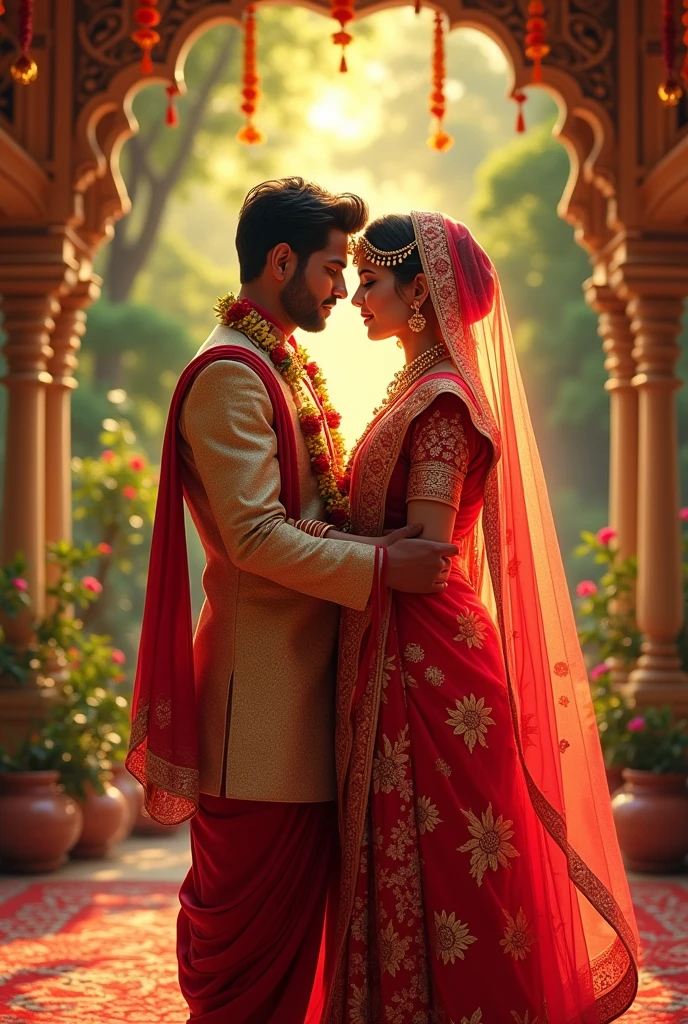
[177,796,338,1023]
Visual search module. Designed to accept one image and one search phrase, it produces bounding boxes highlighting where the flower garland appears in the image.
[214,294,351,529]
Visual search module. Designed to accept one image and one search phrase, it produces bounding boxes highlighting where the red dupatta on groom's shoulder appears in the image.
[126,345,300,825]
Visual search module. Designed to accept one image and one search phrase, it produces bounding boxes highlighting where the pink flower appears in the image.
[129,455,146,472]
[590,663,609,681]
[11,578,28,592]
[628,716,645,732]
[680,508,688,521]
[122,485,137,500]
[97,543,112,556]
[101,449,115,463]
[82,576,103,594]
[111,649,126,665]
[576,580,598,598]
[596,527,617,546]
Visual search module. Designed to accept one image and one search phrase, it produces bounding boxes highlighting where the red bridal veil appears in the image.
[410,211,638,1021]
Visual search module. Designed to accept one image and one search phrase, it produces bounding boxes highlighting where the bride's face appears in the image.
[351,257,416,341]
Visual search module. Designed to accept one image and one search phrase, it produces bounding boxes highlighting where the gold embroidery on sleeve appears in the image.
[407,408,469,508]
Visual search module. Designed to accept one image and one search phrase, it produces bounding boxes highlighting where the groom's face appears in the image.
[280,229,349,333]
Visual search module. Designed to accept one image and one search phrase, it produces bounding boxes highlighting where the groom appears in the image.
[142,177,457,1023]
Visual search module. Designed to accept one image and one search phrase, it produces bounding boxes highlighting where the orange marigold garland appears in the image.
[237,5,266,145]
[331,0,354,72]
[658,0,683,105]
[427,12,454,152]
[682,0,688,85]
[214,295,350,528]
[10,0,38,85]
[525,1,550,84]
[132,1,161,75]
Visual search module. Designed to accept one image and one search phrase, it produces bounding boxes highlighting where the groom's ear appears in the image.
[269,243,297,283]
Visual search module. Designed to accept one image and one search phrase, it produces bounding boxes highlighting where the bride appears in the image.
[322,212,639,1023]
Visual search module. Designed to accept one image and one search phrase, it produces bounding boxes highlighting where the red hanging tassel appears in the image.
[427,12,454,152]
[165,83,179,128]
[513,90,527,133]
[658,0,684,104]
[0,3,6,16]
[525,1,550,84]
[10,0,38,85]
[132,1,161,76]
[331,0,354,72]
[237,6,266,146]
[682,0,688,85]
[415,0,422,14]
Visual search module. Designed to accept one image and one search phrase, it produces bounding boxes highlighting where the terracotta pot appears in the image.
[605,765,625,796]
[109,762,144,838]
[133,801,182,837]
[611,769,688,873]
[71,779,128,859]
[0,771,83,873]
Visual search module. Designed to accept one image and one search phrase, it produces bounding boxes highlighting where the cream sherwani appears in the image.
[179,324,375,802]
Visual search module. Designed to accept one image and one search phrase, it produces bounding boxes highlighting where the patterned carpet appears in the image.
[0,878,686,1022]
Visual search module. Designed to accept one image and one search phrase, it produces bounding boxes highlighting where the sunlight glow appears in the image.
[306,86,373,140]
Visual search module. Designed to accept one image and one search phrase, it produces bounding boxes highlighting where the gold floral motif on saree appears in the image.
[404,642,425,663]
[500,907,534,961]
[385,809,417,861]
[424,665,445,686]
[373,727,412,798]
[379,920,412,977]
[454,611,488,650]
[510,1011,540,1024]
[434,911,477,965]
[416,795,442,834]
[435,758,452,777]
[348,983,370,1023]
[459,1011,483,1024]
[445,694,495,753]
[458,803,520,886]
[381,654,397,704]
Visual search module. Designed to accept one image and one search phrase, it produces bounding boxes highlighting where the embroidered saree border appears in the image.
[126,702,198,825]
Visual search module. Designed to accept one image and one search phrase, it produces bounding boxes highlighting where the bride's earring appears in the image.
[408,300,426,333]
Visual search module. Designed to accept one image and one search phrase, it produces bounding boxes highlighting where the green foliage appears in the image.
[573,530,642,667]
[615,706,688,775]
[590,668,634,768]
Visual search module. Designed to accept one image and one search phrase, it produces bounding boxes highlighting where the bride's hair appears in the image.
[364,214,495,323]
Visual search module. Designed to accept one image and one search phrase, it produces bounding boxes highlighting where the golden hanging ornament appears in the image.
[427,11,453,152]
[331,0,355,71]
[658,0,684,104]
[10,0,38,85]
[525,1,550,84]
[131,1,161,75]
[237,5,266,146]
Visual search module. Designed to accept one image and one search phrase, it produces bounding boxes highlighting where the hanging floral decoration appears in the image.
[524,1,550,84]
[512,89,527,133]
[415,0,421,16]
[659,0,683,104]
[237,5,266,145]
[165,83,180,128]
[131,1,161,75]
[331,0,355,72]
[10,0,38,85]
[682,0,688,85]
[0,3,5,16]
[427,11,454,152]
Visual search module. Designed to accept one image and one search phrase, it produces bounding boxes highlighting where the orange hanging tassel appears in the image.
[513,90,527,133]
[331,0,354,72]
[237,6,266,146]
[0,3,5,15]
[132,1,161,75]
[427,12,454,152]
[658,0,684,103]
[10,0,38,85]
[525,1,550,84]
[165,83,180,128]
[415,0,422,14]
[682,0,688,85]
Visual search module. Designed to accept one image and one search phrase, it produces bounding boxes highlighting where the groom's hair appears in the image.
[236,177,368,283]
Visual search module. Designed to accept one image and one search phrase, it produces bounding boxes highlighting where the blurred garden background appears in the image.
[3,10,687,667]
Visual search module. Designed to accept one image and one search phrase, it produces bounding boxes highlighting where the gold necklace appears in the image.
[345,343,449,475]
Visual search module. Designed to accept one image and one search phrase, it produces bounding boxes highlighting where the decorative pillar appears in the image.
[584,281,638,560]
[45,275,100,576]
[625,291,688,713]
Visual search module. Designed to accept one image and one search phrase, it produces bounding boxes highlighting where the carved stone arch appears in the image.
[71,0,617,261]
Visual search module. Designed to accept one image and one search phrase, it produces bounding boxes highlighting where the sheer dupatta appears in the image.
[411,212,639,1020]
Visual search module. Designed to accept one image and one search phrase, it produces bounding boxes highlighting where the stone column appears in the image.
[45,275,100,577]
[625,293,688,713]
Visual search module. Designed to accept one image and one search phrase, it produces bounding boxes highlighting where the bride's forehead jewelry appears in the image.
[353,235,418,268]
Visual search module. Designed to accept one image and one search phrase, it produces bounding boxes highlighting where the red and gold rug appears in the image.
[0,878,686,1022]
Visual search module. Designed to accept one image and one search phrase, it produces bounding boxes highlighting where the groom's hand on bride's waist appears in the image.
[384,524,457,593]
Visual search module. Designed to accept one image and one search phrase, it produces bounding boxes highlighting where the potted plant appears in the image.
[588,665,633,793]
[611,706,688,873]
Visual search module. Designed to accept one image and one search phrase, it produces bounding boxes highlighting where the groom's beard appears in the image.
[281,262,331,332]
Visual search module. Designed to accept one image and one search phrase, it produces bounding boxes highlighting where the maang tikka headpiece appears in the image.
[352,234,418,268]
